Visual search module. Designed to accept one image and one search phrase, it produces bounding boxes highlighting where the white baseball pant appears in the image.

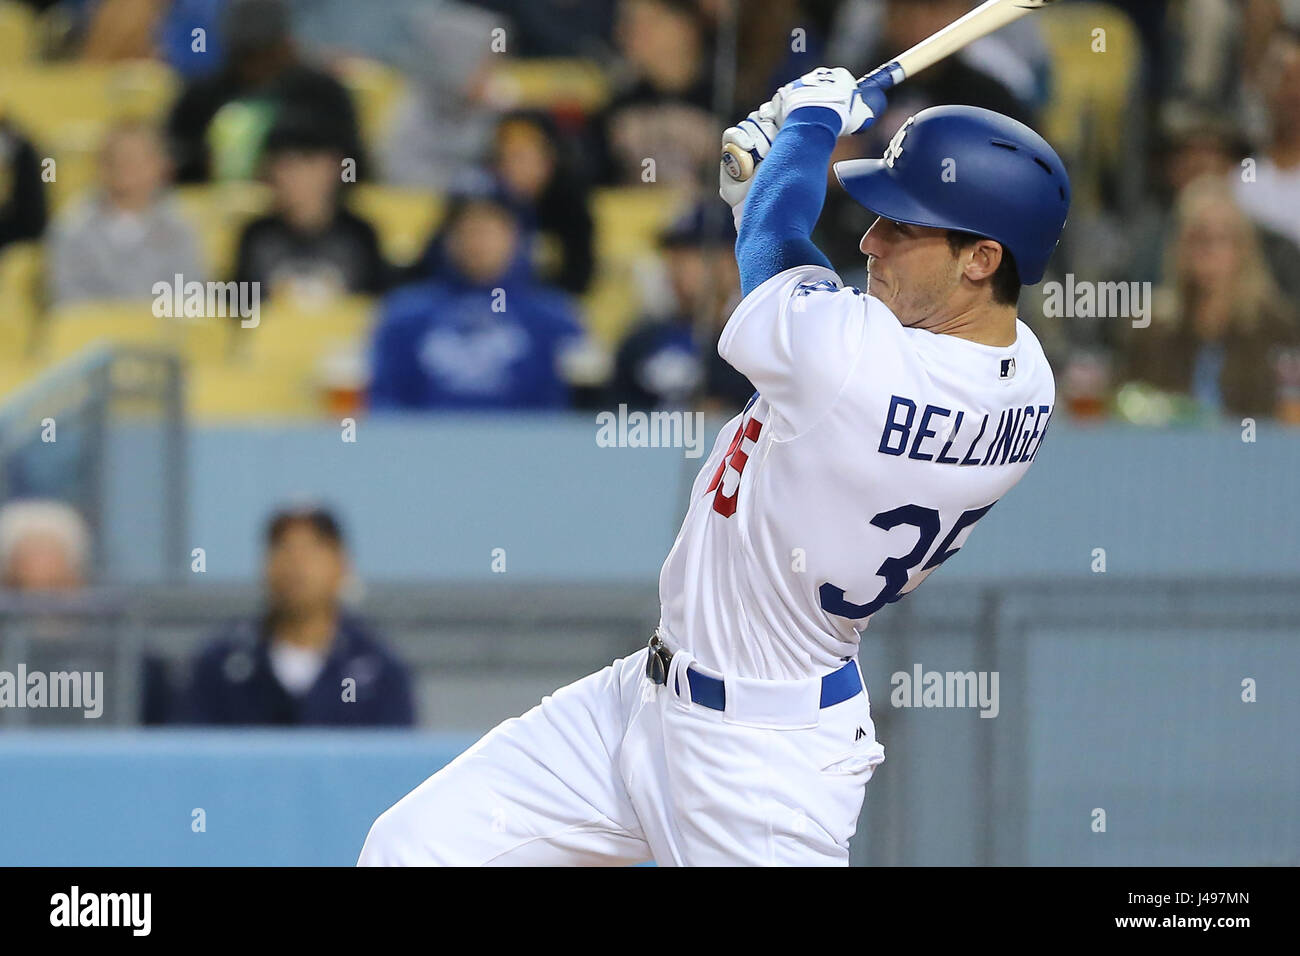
[357,646,885,866]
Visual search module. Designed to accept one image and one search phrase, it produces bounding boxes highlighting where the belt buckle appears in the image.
[645,632,671,685]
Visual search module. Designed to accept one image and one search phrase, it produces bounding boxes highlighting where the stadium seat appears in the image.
[41,302,185,361]
[336,57,409,156]
[188,360,321,420]
[0,240,44,355]
[1038,2,1143,213]
[192,295,376,420]
[487,59,610,113]
[41,300,232,368]
[583,187,687,344]
[347,184,442,267]
[0,356,43,402]
[173,182,272,279]
[0,1,37,65]
[0,60,179,211]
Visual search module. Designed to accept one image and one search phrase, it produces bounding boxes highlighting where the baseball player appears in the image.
[358,66,1070,866]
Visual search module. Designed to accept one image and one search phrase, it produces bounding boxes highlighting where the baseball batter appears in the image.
[358,66,1071,866]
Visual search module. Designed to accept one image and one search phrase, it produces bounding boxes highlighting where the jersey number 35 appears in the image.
[819,502,997,620]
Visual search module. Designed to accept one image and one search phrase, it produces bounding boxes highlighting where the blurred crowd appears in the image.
[0,495,417,726]
[1,0,1298,426]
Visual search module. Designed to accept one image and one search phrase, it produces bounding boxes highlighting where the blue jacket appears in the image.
[180,613,416,727]
[368,239,583,410]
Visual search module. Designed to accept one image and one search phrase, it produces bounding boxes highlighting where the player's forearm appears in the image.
[735,108,840,296]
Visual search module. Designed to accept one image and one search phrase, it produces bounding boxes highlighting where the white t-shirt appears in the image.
[657,265,1057,680]
[1232,158,1300,250]
[269,642,328,696]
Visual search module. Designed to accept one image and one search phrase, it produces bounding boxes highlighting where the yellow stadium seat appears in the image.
[41,302,183,361]
[0,61,179,211]
[173,182,272,279]
[188,360,321,420]
[236,294,373,358]
[0,1,37,65]
[1038,2,1142,213]
[487,59,610,113]
[0,60,177,133]
[41,299,232,367]
[0,240,44,354]
[191,294,376,420]
[583,187,687,344]
[0,356,43,402]
[347,184,442,267]
[337,57,409,154]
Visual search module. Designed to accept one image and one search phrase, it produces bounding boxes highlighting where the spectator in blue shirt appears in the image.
[608,202,752,412]
[368,182,584,410]
[181,506,415,726]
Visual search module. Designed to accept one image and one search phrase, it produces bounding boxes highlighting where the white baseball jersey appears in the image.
[658,264,1056,680]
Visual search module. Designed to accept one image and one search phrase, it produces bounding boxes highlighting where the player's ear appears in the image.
[962,239,1004,284]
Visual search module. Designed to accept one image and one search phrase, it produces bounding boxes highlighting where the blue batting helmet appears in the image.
[833,105,1071,285]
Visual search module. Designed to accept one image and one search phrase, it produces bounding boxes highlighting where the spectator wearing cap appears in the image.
[608,203,751,412]
[181,507,415,726]
[48,120,206,308]
[232,121,389,300]
[368,182,584,410]
[164,0,364,183]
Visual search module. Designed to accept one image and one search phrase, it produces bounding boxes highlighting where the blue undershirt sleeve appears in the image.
[735,106,842,297]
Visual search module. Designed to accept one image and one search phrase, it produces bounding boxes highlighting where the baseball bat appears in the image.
[721,0,1060,182]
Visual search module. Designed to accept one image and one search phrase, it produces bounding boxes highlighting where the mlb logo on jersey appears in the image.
[1000,357,1016,380]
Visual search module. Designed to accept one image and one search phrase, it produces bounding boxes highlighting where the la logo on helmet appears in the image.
[884,116,916,169]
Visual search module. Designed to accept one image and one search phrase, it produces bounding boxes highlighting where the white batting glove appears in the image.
[719,100,779,229]
[773,66,883,137]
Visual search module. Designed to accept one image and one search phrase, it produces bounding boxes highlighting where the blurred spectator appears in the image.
[380,0,501,190]
[233,122,388,299]
[0,120,47,254]
[588,0,717,186]
[79,0,169,62]
[182,506,415,726]
[165,0,363,182]
[369,183,584,410]
[476,0,617,58]
[1123,103,1300,303]
[0,500,89,592]
[491,111,595,294]
[730,0,829,113]
[158,0,230,79]
[1233,27,1300,251]
[609,202,748,410]
[1121,177,1298,420]
[826,0,1040,134]
[48,121,205,308]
